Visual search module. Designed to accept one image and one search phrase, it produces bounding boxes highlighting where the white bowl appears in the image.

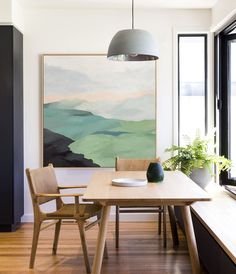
[111,178,147,187]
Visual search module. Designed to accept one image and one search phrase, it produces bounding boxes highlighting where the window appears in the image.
[178,34,207,145]
[216,21,236,185]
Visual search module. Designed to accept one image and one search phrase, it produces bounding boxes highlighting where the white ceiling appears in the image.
[18,0,218,9]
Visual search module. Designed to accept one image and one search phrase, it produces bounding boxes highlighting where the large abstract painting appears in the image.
[43,54,156,167]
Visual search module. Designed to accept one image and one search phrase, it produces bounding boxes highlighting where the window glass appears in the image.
[217,21,236,185]
[230,41,236,177]
[178,35,207,144]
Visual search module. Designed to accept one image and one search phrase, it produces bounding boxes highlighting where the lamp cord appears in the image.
[132,0,134,29]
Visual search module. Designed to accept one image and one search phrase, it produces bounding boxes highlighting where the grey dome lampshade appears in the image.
[107,0,159,61]
[107,29,159,61]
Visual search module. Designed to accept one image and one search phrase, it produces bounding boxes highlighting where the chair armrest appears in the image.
[58,185,87,189]
[35,193,84,198]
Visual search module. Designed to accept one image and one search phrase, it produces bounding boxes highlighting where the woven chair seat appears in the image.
[46,203,102,220]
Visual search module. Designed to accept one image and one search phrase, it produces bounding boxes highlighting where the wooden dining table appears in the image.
[83,170,211,274]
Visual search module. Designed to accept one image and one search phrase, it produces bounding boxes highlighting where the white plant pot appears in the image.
[189,167,212,189]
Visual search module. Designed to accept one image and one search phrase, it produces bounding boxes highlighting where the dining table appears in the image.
[83,170,211,274]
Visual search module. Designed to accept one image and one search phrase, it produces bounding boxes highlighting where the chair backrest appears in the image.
[115,157,161,171]
[26,164,60,205]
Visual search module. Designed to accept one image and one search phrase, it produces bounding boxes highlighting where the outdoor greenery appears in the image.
[163,133,232,176]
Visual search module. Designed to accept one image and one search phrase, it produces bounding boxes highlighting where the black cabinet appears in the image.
[0,26,24,232]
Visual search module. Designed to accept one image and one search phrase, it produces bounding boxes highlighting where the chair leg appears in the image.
[115,205,120,248]
[29,221,42,269]
[103,241,109,259]
[158,208,162,235]
[163,206,167,248]
[52,220,61,255]
[78,221,91,274]
[167,205,179,247]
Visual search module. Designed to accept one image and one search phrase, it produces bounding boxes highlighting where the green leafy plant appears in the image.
[163,133,232,176]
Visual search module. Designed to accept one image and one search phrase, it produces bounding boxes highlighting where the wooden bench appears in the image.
[175,185,236,274]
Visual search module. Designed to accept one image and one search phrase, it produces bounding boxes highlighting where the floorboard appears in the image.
[0,221,194,274]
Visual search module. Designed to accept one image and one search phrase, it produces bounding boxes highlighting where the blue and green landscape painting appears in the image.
[43,55,156,167]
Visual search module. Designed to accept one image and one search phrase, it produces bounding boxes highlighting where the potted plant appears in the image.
[163,133,232,189]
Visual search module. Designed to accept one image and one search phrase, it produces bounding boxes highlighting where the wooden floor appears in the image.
[0,221,194,274]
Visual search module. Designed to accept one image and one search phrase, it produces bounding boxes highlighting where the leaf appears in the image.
[163,130,232,176]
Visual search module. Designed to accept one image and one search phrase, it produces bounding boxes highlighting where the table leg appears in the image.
[92,205,111,274]
[181,206,201,274]
[168,205,179,247]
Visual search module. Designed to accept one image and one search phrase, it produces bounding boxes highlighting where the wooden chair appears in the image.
[26,164,107,273]
[115,157,167,248]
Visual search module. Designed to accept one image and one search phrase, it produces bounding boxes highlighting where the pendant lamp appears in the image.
[107,0,159,61]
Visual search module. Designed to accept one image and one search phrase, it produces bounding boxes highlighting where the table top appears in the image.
[83,171,211,206]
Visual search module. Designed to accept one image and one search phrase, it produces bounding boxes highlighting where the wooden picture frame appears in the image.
[42,54,156,167]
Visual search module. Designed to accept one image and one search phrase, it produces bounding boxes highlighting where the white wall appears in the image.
[0,0,24,31]
[0,0,12,23]
[12,0,25,31]
[211,0,236,31]
[21,7,211,221]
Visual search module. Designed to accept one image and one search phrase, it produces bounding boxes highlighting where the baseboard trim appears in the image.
[22,212,158,223]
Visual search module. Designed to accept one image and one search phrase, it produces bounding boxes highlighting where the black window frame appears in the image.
[216,20,236,186]
[177,34,208,145]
